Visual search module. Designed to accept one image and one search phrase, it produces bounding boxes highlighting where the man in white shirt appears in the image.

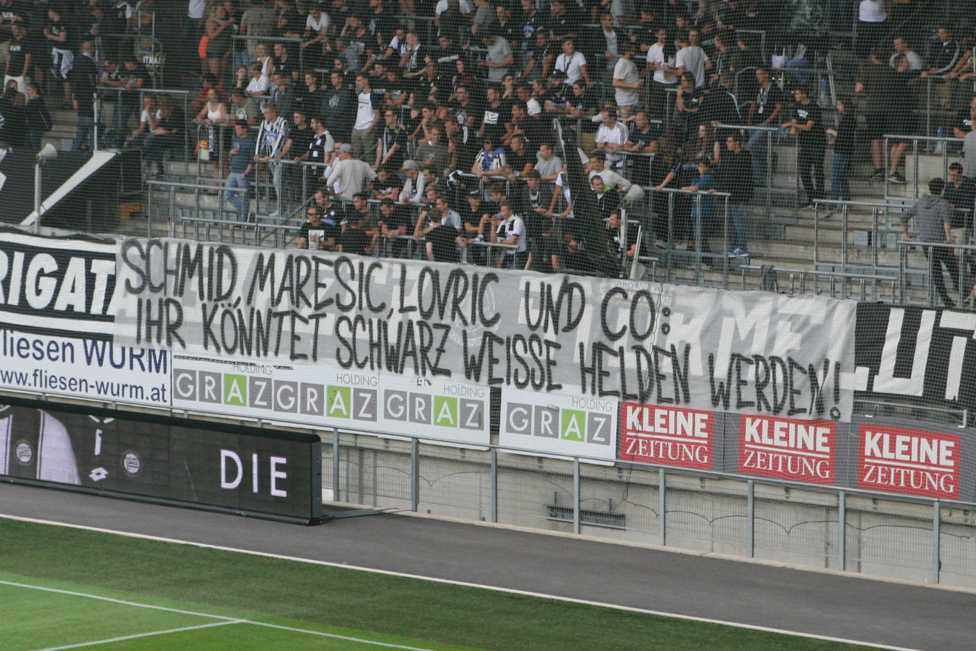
[328,143,378,199]
[245,61,270,108]
[889,36,923,70]
[674,29,708,88]
[595,107,628,165]
[352,73,381,160]
[612,42,641,117]
[554,37,591,87]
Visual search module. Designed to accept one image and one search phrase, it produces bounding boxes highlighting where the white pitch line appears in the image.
[0,514,925,651]
[32,621,239,651]
[1,579,440,651]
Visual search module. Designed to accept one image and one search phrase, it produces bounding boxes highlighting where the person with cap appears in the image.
[327,142,378,200]
[399,159,426,203]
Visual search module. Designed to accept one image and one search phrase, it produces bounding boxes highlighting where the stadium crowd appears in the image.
[0,0,974,278]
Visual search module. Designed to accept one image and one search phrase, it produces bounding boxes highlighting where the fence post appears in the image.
[490,448,498,523]
[573,457,580,535]
[332,428,340,503]
[838,490,846,572]
[411,438,419,512]
[933,500,941,584]
[747,480,755,558]
[659,468,666,546]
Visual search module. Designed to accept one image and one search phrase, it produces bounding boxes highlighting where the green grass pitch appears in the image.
[0,516,883,650]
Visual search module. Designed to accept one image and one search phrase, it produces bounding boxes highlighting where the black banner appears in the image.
[0,396,322,523]
[854,304,976,413]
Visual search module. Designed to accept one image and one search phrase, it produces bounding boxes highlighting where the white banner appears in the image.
[0,329,169,407]
[171,356,490,444]
[501,389,617,460]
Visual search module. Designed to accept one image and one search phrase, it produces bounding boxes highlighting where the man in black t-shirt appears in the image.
[298,204,337,250]
[623,111,660,186]
[746,67,784,187]
[480,85,511,144]
[338,213,373,256]
[4,22,31,94]
[954,96,976,139]
[783,85,825,208]
[426,209,461,263]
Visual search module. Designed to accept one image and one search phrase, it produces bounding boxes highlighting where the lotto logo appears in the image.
[504,403,612,445]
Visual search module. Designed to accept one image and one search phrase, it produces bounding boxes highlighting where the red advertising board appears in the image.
[858,425,960,500]
[619,403,713,469]
[738,416,836,485]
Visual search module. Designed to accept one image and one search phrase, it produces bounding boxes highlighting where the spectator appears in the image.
[245,61,271,103]
[24,83,51,149]
[338,212,375,256]
[547,168,574,219]
[322,70,354,144]
[426,208,462,262]
[379,198,412,257]
[254,102,289,212]
[313,186,346,227]
[681,157,718,254]
[855,49,897,182]
[351,73,381,159]
[623,111,660,186]
[414,124,450,173]
[480,28,513,83]
[515,169,553,235]
[674,71,704,140]
[890,35,922,71]
[5,22,32,95]
[375,108,407,170]
[191,73,229,116]
[606,211,638,259]
[504,134,533,180]
[901,178,960,307]
[230,88,261,126]
[489,200,528,269]
[301,3,330,71]
[399,159,425,203]
[943,162,976,271]
[702,71,740,126]
[328,142,377,199]
[225,121,256,221]
[591,175,620,220]
[368,165,401,201]
[205,3,235,82]
[646,27,678,121]
[308,115,336,177]
[746,66,784,187]
[298,71,324,116]
[612,41,641,118]
[595,106,628,165]
[272,41,299,85]
[270,72,296,123]
[239,0,274,70]
[298,204,336,250]
[71,41,97,151]
[953,96,976,139]
[472,136,508,181]
[470,0,496,37]
[856,0,895,60]
[826,96,857,204]
[480,85,512,145]
[782,84,825,208]
[554,37,590,87]
[144,98,185,177]
[674,29,708,89]
[44,3,74,109]
[433,195,463,231]
[718,132,752,256]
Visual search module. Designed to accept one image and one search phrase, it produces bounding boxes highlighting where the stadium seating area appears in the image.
[2,0,975,306]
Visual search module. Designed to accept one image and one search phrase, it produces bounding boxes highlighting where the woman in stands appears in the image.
[206,3,236,83]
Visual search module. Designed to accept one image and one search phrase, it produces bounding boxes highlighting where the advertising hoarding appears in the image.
[618,402,714,470]
[500,390,617,459]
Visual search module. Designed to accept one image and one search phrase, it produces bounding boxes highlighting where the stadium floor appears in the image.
[0,482,970,651]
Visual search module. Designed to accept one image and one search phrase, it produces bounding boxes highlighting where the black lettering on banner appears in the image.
[312,257,334,310]
[788,357,807,417]
[213,246,236,303]
[807,359,829,417]
[601,287,628,341]
[365,262,386,313]
[632,345,655,403]
[335,257,356,312]
[399,263,416,314]
[178,243,205,298]
[479,273,500,327]
[629,290,655,341]
[652,345,672,404]
[294,255,312,308]
[335,314,353,368]
[528,335,545,390]
[122,239,147,294]
[248,252,277,306]
[735,354,754,410]
[708,352,733,410]
[512,334,530,389]
[769,356,788,413]
[753,354,771,412]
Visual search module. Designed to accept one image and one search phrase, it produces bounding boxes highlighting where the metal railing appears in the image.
[322,426,976,587]
[897,239,976,309]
